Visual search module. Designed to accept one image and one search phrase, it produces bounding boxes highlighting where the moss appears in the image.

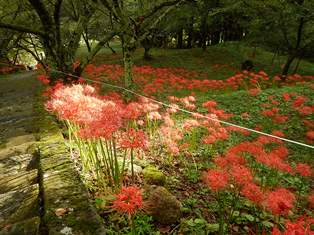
[143,166,166,186]
[0,142,6,149]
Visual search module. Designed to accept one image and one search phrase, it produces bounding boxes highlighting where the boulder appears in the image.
[143,166,166,186]
[146,186,181,225]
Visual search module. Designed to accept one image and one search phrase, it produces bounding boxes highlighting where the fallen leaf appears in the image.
[55,208,68,217]
[158,225,171,233]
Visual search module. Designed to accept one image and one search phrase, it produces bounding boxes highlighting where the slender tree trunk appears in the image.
[200,10,209,51]
[271,49,278,65]
[187,18,193,48]
[144,47,151,59]
[83,33,91,52]
[177,28,183,49]
[293,57,302,74]
[106,42,116,54]
[187,31,192,48]
[123,46,133,88]
[281,54,295,80]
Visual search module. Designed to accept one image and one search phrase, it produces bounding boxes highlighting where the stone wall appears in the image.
[34,97,106,235]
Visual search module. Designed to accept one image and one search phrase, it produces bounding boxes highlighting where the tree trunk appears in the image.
[187,18,193,48]
[177,28,183,49]
[187,31,192,48]
[106,42,116,54]
[123,47,133,88]
[293,57,302,74]
[281,55,295,80]
[82,32,91,52]
[144,47,151,59]
[200,9,209,51]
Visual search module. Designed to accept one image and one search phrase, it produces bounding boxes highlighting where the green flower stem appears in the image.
[131,148,135,183]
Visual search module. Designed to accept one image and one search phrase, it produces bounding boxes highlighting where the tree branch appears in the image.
[0,22,45,37]
[28,0,54,30]
[142,0,187,20]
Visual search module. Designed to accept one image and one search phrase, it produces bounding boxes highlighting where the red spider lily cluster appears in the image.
[111,186,143,216]
[258,92,314,143]
[204,135,313,217]
[272,216,314,235]
[0,64,26,74]
[84,64,314,95]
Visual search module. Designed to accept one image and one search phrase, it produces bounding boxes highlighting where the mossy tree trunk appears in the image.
[122,36,134,88]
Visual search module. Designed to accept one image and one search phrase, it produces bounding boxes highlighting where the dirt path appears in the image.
[0,71,42,234]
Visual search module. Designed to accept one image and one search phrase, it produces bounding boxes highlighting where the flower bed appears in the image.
[41,64,314,234]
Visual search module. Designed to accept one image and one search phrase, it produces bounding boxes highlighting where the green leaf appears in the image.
[243,213,255,222]
[95,198,104,204]
[262,221,274,228]
[207,223,219,232]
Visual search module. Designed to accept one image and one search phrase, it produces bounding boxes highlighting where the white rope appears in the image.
[46,68,314,149]
[1,61,311,149]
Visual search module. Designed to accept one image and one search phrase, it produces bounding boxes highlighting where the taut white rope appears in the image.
[1,62,312,149]
[47,68,314,149]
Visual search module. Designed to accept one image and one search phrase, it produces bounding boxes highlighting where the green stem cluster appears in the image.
[65,121,127,190]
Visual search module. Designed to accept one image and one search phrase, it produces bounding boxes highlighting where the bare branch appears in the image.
[0,22,45,37]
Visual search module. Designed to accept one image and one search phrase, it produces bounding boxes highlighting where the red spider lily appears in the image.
[272,216,314,235]
[273,115,289,124]
[230,165,253,186]
[202,100,217,109]
[282,93,291,102]
[270,146,289,160]
[298,106,312,116]
[120,129,147,149]
[303,120,314,128]
[37,74,50,85]
[293,96,307,108]
[123,102,143,120]
[271,100,280,105]
[226,126,250,136]
[248,88,261,96]
[225,153,247,166]
[159,124,182,156]
[271,130,285,138]
[227,141,265,157]
[147,111,162,120]
[306,131,314,140]
[203,169,229,192]
[255,135,283,145]
[265,188,295,216]
[182,119,200,130]
[111,186,143,216]
[240,183,264,204]
[261,109,275,117]
[256,154,293,174]
[295,163,312,177]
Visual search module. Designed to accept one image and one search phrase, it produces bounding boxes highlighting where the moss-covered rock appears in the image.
[143,166,166,186]
[145,186,181,225]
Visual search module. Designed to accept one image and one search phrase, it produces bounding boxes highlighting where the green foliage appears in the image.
[104,213,160,235]
[180,218,219,234]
